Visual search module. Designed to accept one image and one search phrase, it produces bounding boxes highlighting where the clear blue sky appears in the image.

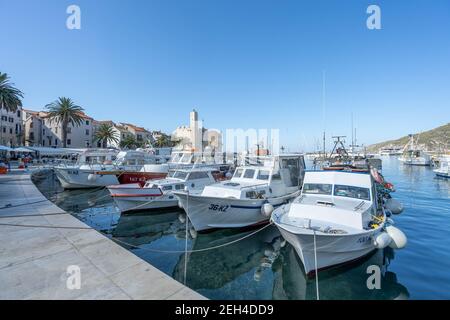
[1,0,449,151]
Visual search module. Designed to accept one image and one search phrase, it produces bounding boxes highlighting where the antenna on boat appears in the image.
[322,70,327,160]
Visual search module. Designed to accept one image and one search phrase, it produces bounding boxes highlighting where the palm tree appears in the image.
[0,72,24,112]
[46,97,84,148]
[120,135,139,149]
[95,123,119,148]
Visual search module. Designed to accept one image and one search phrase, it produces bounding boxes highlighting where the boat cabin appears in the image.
[144,168,219,193]
[77,149,119,165]
[114,150,156,168]
[201,155,305,199]
[289,171,377,230]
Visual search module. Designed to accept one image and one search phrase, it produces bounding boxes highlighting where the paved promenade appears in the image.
[0,170,205,300]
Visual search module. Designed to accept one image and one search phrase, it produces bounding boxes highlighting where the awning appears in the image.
[13,147,35,152]
[0,145,13,151]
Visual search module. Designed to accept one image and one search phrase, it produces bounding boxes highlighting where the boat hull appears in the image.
[275,224,381,276]
[55,167,119,189]
[55,168,168,189]
[399,157,430,166]
[175,192,296,231]
[108,184,178,212]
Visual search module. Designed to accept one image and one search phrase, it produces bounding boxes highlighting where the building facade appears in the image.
[0,105,23,147]
[172,109,222,152]
[22,109,95,148]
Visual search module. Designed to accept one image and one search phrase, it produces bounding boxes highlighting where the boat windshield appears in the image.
[334,184,370,201]
[172,171,188,180]
[233,168,244,178]
[302,183,332,195]
[257,170,270,180]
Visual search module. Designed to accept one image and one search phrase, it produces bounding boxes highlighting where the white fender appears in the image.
[261,203,274,217]
[385,198,404,214]
[87,173,97,182]
[373,232,392,249]
[386,225,407,249]
[189,227,198,239]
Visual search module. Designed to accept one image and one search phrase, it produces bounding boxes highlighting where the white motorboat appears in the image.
[398,134,431,166]
[108,167,225,212]
[174,154,306,232]
[54,149,163,189]
[271,170,407,276]
[434,156,450,178]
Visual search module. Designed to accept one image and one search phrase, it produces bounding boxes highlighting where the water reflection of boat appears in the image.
[112,211,181,248]
[273,245,409,300]
[172,226,281,289]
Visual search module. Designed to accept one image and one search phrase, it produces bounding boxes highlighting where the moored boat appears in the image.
[108,167,228,212]
[174,154,306,232]
[54,149,164,189]
[434,156,450,178]
[271,170,407,276]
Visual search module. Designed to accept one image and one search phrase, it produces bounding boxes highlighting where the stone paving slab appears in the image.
[0,171,206,300]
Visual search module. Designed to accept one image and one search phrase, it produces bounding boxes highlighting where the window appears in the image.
[1,116,7,121]
[9,128,12,134]
[17,110,21,117]
[188,171,209,180]
[85,120,90,125]
[29,132,34,140]
[85,129,89,135]
[67,127,71,134]
[243,169,256,179]
[9,117,14,123]
[257,170,270,180]
[171,171,188,180]
[54,139,58,146]
[162,185,173,191]
[302,183,332,195]
[281,158,301,187]
[175,184,185,190]
[233,169,243,178]
[334,185,370,201]
[30,122,34,128]
[246,190,266,199]
[55,127,58,134]
[43,129,45,135]
[67,139,71,145]
[271,173,281,180]
[2,127,5,133]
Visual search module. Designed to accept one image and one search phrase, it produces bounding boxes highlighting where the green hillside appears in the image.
[368,123,450,152]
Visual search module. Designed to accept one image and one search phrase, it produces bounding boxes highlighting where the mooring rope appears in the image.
[0,218,274,253]
[313,229,320,300]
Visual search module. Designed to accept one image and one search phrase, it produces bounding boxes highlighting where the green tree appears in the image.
[95,123,119,148]
[0,72,23,112]
[120,135,142,149]
[46,97,84,148]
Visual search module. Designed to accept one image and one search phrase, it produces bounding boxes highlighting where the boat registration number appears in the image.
[208,204,229,212]
[357,236,371,243]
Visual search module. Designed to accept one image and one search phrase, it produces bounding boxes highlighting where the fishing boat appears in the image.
[108,167,228,212]
[174,154,306,232]
[434,156,450,178]
[271,170,407,276]
[398,134,431,166]
[379,146,403,156]
[54,149,165,189]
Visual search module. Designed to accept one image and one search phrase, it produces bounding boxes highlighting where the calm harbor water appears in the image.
[33,157,450,299]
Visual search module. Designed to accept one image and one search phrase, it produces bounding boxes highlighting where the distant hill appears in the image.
[367,123,450,152]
